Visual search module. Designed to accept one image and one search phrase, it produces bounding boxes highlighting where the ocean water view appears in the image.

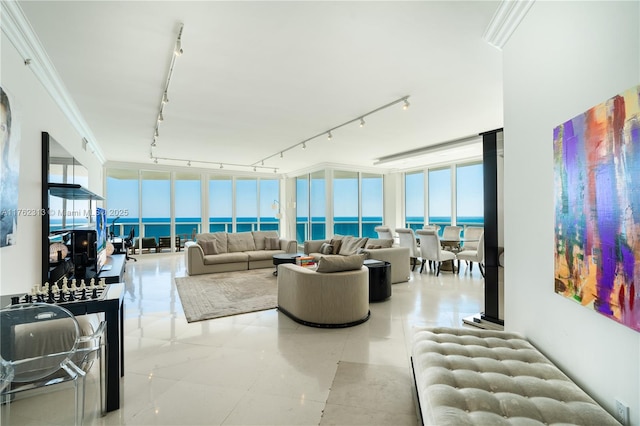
[53,216,484,245]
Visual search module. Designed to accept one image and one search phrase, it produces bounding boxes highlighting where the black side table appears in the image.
[364,259,392,302]
[272,253,305,276]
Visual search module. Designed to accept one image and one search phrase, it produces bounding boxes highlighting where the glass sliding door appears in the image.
[428,167,452,233]
[456,162,484,233]
[259,178,280,231]
[333,171,358,236]
[209,176,232,233]
[175,172,201,247]
[235,178,257,232]
[141,170,170,246]
[106,169,139,239]
[405,171,424,230]
[361,173,383,238]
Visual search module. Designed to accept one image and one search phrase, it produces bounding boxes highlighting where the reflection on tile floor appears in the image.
[2,253,485,425]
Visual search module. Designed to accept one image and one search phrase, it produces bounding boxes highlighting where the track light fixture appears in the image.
[187,161,191,167]
[175,24,184,56]
[150,24,184,151]
[219,163,223,169]
[154,157,158,164]
[251,95,410,169]
[149,156,280,173]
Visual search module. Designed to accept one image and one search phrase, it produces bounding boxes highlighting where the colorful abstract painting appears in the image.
[554,84,640,332]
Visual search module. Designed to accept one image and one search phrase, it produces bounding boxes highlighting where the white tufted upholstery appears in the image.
[411,327,619,426]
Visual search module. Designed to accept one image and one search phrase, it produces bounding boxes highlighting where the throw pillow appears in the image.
[316,254,364,273]
[200,240,218,255]
[365,238,394,249]
[265,237,280,250]
[366,244,383,250]
[319,243,334,255]
[329,238,343,254]
[339,236,369,255]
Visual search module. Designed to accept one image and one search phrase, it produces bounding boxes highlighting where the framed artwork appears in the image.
[1,86,20,247]
[554,84,640,332]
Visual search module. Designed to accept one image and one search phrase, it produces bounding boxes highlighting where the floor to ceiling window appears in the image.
[333,171,358,236]
[296,175,309,243]
[456,162,484,235]
[175,172,201,242]
[361,173,383,237]
[259,178,280,231]
[235,178,258,232]
[141,170,170,243]
[428,168,452,231]
[106,169,139,239]
[209,176,232,233]
[310,171,326,240]
[405,171,424,230]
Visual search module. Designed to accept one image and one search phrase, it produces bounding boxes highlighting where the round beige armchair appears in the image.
[277,262,370,328]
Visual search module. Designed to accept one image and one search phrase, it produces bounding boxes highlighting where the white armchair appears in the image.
[374,226,394,240]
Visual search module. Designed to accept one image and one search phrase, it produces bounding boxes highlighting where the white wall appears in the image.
[0,34,103,295]
[503,1,640,424]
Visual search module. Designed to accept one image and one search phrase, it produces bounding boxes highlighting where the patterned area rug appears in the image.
[175,269,277,323]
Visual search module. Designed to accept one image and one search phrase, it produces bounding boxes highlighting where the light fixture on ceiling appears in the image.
[252,95,409,169]
[403,99,410,110]
[483,0,535,50]
[149,156,280,173]
[373,134,482,167]
[150,23,184,151]
[175,24,184,56]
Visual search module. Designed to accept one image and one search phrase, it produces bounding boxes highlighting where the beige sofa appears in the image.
[304,236,410,284]
[185,230,297,275]
[277,261,370,327]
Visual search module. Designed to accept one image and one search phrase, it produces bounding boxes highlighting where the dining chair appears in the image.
[415,229,456,276]
[374,226,394,240]
[461,227,484,251]
[441,225,463,251]
[456,232,485,276]
[395,228,419,271]
[0,303,106,425]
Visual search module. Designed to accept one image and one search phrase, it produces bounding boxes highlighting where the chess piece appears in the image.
[10,296,19,305]
[80,288,88,300]
[91,287,99,299]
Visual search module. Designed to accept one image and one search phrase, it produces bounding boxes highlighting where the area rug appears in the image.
[175,269,277,323]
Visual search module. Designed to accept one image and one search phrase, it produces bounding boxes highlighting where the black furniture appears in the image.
[1,283,124,413]
[123,228,137,261]
[364,259,392,302]
[272,253,305,276]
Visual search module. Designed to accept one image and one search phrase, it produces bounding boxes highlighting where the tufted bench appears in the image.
[411,327,619,426]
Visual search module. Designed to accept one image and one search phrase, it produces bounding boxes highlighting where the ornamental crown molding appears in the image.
[1,0,106,164]
[483,0,535,50]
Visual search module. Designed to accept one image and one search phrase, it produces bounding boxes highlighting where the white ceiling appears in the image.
[19,1,503,174]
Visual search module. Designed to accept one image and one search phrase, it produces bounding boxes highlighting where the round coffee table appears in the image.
[364,259,392,302]
[272,253,306,276]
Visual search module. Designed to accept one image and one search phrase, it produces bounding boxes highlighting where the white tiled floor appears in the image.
[3,253,485,425]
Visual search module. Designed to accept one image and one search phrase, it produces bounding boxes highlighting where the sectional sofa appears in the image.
[304,236,410,284]
[184,231,297,275]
